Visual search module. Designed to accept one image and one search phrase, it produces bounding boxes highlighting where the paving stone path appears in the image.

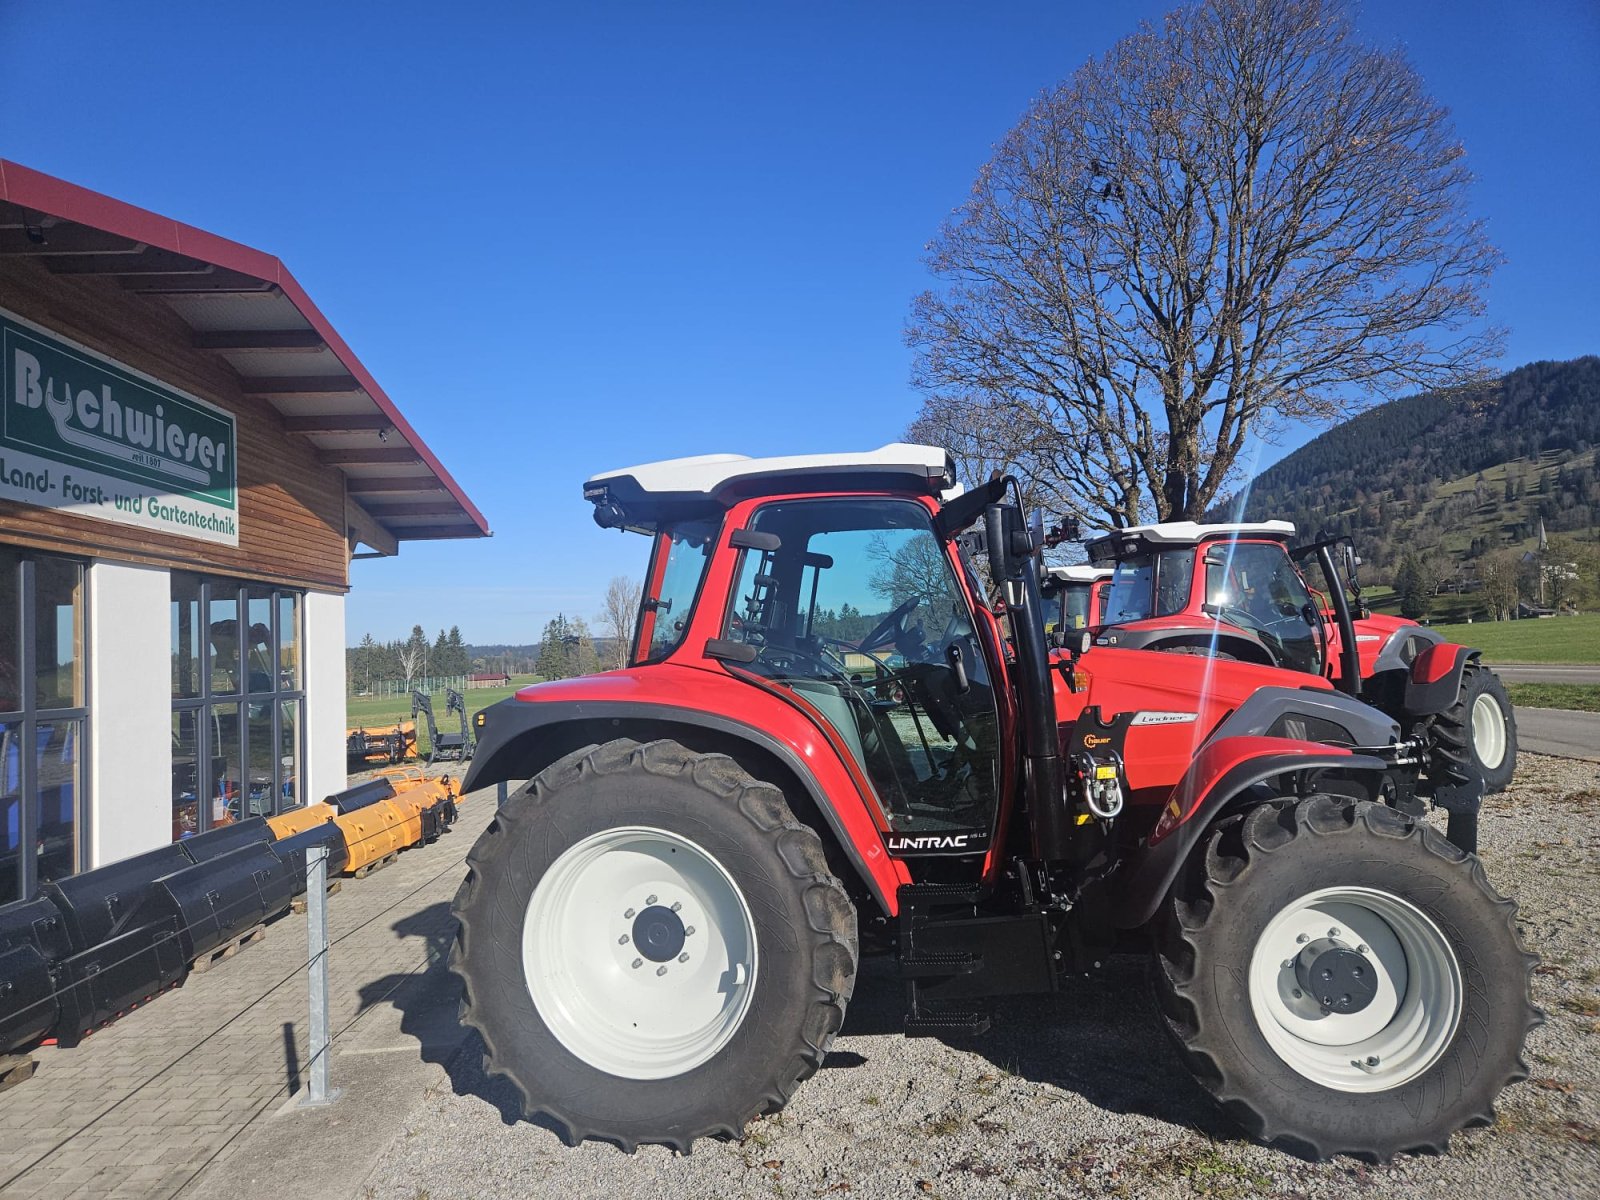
[0,790,494,1200]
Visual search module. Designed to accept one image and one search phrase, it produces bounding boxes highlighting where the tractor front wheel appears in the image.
[450,739,858,1151]
[1431,661,1517,794]
[1154,794,1537,1161]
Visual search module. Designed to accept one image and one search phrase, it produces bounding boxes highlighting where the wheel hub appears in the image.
[521,826,759,1080]
[1248,887,1463,1093]
[1294,939,1377,1015]
[632,904,687,963]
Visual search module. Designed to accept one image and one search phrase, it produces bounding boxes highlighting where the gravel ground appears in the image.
[361,753,1600,1200]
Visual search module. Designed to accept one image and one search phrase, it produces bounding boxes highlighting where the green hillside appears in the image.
[1217,358,1600,620]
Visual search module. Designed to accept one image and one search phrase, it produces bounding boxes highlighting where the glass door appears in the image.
[723,498,1002,850]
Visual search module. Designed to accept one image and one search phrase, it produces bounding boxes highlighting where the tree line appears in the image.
[348,625,472,692]
[346,575,644,690]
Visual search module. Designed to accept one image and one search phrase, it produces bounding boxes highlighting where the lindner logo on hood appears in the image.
[2,309,239,546]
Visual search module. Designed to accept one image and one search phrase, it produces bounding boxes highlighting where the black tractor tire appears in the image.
[1153,794,1537,1162]
[450,738,858,1152]
[1430,661,1517,795]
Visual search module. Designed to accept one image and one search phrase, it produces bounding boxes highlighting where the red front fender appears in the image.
[1114,736,1389,929]
[464,664,912,913]
[1404,642,1478,716]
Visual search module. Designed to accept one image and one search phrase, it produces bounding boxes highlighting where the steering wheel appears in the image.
[859,596,921,655]
[1217,603,1268,633]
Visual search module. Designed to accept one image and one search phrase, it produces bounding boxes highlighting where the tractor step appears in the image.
[904,1007,991,1038]
[899,950,982,978]
[897,881,987,908]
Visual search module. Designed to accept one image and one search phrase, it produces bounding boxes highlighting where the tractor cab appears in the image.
[585,443,1010,857]
[1041,564,1112,633]
[1086,521,1328,673]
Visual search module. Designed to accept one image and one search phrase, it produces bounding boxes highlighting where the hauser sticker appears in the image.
[2,307,238,546]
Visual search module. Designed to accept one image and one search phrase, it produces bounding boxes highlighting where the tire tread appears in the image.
[449,738,857,1152]
[1152,794,1538,1161]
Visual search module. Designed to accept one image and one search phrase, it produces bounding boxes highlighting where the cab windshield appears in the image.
[1202,540,1322,674]
[1101,550,1195,624]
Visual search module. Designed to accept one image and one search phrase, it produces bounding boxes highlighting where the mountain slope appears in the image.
[1217,357,1600,587]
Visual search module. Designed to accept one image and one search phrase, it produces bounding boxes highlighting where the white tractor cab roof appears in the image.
[1045,565,1114,584]
[1086,520,1296,564]
[585,443,957,532]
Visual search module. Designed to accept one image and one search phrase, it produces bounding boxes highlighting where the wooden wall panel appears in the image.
[0,260,349,591]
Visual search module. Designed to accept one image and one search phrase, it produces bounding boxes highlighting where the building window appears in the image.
[170,574,303,840]
[0,547,89,902]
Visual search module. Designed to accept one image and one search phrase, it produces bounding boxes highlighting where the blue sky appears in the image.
[2,1,1596,645]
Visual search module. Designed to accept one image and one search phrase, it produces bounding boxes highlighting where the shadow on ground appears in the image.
[353,903,565,1136]
[386,916,1233,1147]
[839,953,1235,1140]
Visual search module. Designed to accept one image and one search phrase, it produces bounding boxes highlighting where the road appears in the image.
[1493,663,1600,685]
[1515,706,1600,762]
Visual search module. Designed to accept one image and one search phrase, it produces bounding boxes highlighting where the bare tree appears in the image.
[909,0,1503,527]
[598,575,643,670]
[1474,549,1520,622]
[397,624,429,690]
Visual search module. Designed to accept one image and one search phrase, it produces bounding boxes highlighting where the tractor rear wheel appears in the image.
[1431,662,1517,794]
[450,738,857,1151]
[1153,794,1537,1161]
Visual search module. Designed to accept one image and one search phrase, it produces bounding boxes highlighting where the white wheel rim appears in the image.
[522,826,758,1080]
[1248,886,1462,1092]
[1472,692,1508,771]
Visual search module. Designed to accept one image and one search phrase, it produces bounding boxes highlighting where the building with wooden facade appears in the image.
[0,161,488,902]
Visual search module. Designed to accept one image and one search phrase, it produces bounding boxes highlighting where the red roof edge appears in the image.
[0,159,489,538]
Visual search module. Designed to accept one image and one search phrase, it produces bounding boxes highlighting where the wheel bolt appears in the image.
[632,958,642,969]
[678,952,690,963]
[619,935,629,945]
[1282,958,1295,969]
[685,926,695,937]
[647,894,658,905]
[671,901,682,912]
[656,965,668,977]
[624,908,636,919]
[1296,933,1309,944]
[1357,944,1369,955]
[1328,927,1341,938]
[1292,989,1303,999]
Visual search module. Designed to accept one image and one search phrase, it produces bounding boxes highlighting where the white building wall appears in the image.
[303,589,347,803]
[87,560,171,867]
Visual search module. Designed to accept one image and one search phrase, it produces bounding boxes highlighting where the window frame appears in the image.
[634,517,721,666]
[0,550,91,902]
[170,574,305,840]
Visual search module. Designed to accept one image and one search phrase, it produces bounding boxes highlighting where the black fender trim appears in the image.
[462,696,892,913]
[1112,751,1388,930]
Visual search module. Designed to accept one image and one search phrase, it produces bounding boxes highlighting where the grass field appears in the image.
[1507,682,1600,712]
[1426,612,1600,663]
[346,675,541,758]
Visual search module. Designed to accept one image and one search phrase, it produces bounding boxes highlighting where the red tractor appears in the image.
[452,445,1534,1162]
[1083,522,1517,842]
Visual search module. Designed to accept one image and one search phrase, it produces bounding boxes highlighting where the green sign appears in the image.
[2,306,238,546]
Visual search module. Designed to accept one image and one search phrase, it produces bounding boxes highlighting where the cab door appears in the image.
[721,496,1003,854]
